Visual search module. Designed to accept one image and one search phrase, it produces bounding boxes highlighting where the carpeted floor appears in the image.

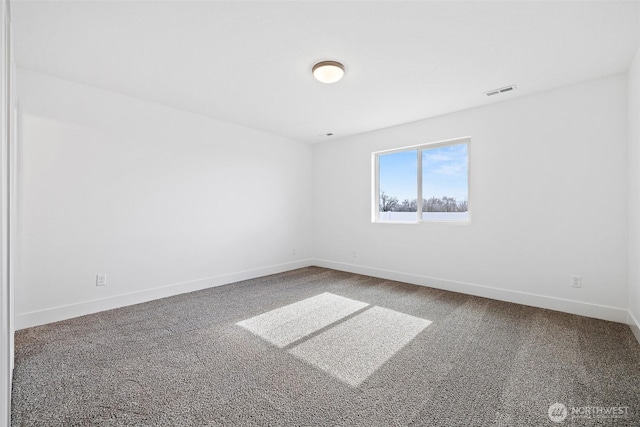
[11,267,640,426]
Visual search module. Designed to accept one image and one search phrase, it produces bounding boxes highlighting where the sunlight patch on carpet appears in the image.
[236,292,368,347]
[289,306,431,386]
[237,292,432,387]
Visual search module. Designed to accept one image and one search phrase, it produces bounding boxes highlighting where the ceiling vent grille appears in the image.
[485,85,517,97]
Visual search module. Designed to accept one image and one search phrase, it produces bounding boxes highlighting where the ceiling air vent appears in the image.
[485,85,517,97]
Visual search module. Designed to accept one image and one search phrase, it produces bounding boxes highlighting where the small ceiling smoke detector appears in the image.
[485,85,517,97]
[312,61,345,84]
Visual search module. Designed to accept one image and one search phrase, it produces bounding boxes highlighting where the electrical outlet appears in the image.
[353,250,357,258]
[571,275,582,288]
[96,274,107,287]
[292,248,296,256]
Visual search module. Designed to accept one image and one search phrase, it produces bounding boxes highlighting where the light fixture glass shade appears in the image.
[312,61,345,84]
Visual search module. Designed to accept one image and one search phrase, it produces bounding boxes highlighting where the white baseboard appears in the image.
[15,259,313,330]
[16,259,634,331]
[313,259,629,324]
[628,310,640,346]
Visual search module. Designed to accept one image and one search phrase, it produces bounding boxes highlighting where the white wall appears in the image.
[314,74,629,322]
[16,69,313,329]
[15,67,636,330]
[629,44,640,342]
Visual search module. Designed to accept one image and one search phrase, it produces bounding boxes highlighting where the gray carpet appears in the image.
[11,267,640,426]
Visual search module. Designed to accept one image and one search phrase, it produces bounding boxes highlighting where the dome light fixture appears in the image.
[312,61,345,84]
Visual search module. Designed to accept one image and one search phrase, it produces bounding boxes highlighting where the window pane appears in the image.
[378,150,417,222]
[422,143,468,221]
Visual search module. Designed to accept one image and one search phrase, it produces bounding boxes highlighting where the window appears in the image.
[373,138,469,223]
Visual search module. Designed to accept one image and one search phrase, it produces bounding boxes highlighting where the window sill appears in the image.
[374,219,470,225]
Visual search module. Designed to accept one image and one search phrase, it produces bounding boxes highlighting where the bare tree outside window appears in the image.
[379,191,399,212]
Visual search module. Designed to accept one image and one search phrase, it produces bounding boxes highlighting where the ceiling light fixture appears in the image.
[312,61,345,84]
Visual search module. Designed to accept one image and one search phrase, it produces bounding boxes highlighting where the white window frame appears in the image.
[372,136,470,224]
